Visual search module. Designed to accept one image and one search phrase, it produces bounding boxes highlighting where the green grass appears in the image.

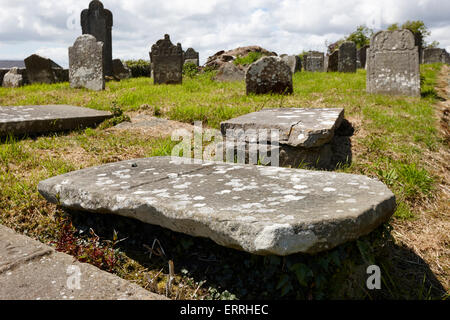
[0,63,447,300]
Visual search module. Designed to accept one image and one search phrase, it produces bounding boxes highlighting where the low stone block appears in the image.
[38,157,396,256]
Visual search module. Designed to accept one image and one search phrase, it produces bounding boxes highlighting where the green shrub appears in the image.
[124,59,151,78]
[183,62,200,78]
[234,52,263,66]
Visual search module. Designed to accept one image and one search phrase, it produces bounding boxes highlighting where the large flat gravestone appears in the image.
[338,42,357,73]
[150,34,183,85]
[38,157,395,256]
[0,105,112,136]
[246,57,293,95]
[81,0,113,76]
[24,54,56,84]
[69,35,105,91]
[304,51,324,72]
[367,29,420,97]
[184,48,200,66]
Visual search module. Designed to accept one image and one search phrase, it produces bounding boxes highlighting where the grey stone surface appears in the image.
[367,29,420,97]
[112,59,132,80]
[38,157,396,255]
[221,108,344,148]
[304,51,325,72]
[24,54,56,84]
[338,42,357,73]
[214,62,245,82]
[327,51,339,72]
[423,48,449,64]
[281,55,301,74]
[150,34,183,85]
[0,225,166,300]
[69,34,105,91]
[246,57,293,95]
[2,67,23,88]
[358,45,369,69]
[0,105,112,136]
[184,48,199,66]
[81,0,113,76]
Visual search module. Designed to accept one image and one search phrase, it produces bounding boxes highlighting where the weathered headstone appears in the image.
[150,34,183,85]
[327,50,339,72]
[221,108,353,169]
[358,45,369,69]
[367,29,420,97]
[338,42,357,73]
[246,56,293,95]
[0,105,112,136]
[184,48,200,66]
[423,48,450,64]
[81,0,113,77]
[304,51,324,72]
[38,156,396,256]
[112,59,132,80]
[281,55,301,74]
[2,68,23,88]
[214,62,245,82]
[69,34,105,91]
[24,54,56,84]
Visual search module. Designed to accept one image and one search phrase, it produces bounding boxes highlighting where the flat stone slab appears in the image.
[0,225,167,300]
[221,108,344,148]
[0,105,112,136]
[38,157,396,256]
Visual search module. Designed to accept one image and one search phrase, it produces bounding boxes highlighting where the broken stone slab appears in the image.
[221,108,344,148]
[2,67,23,88]
[0,225,167,300]
[0,105,112,136]
[38,157,396,256]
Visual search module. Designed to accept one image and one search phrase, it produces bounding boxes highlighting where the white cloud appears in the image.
[0,0,449,67]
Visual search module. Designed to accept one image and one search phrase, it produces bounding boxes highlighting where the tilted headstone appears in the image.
[367,29,420,97]
[246,56,293,95]
[150,34,183,85]
[281,55,301,74]
[184,48,200,66]
[423,48,450,64]
[327,50,339,72]
[338,42,357,73]
[24,54,56,84]
[69,34,105,91]
[81,0,113,76]
[2,67,23,88]
[112,59,132,79]
[304,51,324,72]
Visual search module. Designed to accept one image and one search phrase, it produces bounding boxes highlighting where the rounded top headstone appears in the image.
[89,0,104,10]
[371,29,416,51]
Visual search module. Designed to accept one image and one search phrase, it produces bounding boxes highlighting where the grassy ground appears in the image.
[0,65,448,299]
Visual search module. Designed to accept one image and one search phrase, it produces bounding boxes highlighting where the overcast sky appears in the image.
[0,0,449,67]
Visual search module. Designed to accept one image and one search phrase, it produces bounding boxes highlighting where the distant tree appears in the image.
[346,25,374,49]
[425,40,440,49]
[387,20,431,48]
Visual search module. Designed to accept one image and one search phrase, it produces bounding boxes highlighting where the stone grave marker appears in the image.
[304,51,324,72]
[281,55,301,74]
[69,34,105,91]
[423,48,450,64]
[112,59,132,80]
[150,34,183,85]
[24,54,56,84]
[81,0,113,76]
[38,156,396,256]
[338,41,357,73]
[246,56,293,95]
[184,48,200,66]
[327,50,339,72]
[2,68,23,88]
[0,105,112,136]
[367,29,420,97]
[358,45,369,69]
[214,62,245,82]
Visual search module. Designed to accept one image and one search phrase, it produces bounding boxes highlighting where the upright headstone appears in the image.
[150,34,183,85]
[327,50,339,72]
[184,48,200,66]
[304,51,324,72]
[246,56,293,95]
[367,29,420,97]
[338,42,357,73]
[81,0,113,77]
[69,34,105,91]
[112,59,132,79]
[281,55,301,74]
[358,45,369,69]
[24,54,56,84]
[423,48,450,64]
[2,67,23,88]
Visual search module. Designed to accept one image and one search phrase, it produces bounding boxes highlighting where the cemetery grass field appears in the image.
[0,64,448,300]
